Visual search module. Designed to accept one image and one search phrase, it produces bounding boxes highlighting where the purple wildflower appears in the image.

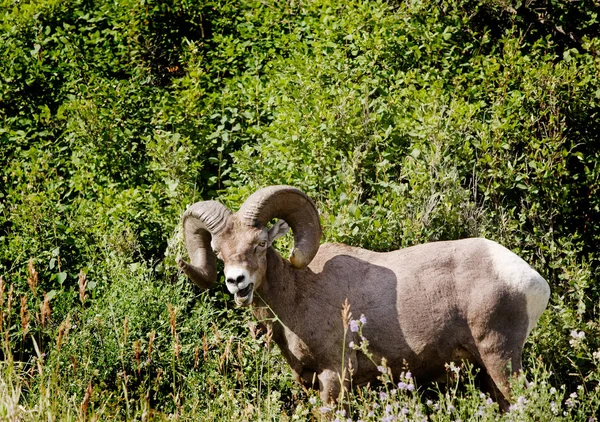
[571,330,585,339]
[398,381,408,390]
[379,391,388,400]
[349,319,359,332]
[360,314,367,324]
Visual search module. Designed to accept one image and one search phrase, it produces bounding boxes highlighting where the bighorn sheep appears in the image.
[178,185,550,409]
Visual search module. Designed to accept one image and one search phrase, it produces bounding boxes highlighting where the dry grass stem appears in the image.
[27,259,38,296]
[57,315,72,353]
[123,316,129,344]
[194,346,200,369]
[133,340,141,374]
[0,276,4,331]
[80,380,92,420]
[167,304,177,337]
[20,295,30,340]
[147,330,156,359]
[78,270,88,305]
[248,321,257,340]
[212,323,221,343]
[40,292,51,328]
[174,333,181,362]
[7,284,13,314]
[202,332,208,360]
[4,284,14,348]
[265,325,273,349]
[0,276,5,308]
[219,336,234,372]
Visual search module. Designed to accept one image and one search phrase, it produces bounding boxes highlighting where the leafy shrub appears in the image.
[1,0,599,419]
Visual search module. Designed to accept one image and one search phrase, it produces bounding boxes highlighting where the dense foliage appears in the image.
[1,0,599,419]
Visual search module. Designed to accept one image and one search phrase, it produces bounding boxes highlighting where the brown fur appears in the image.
[242,239,542,409]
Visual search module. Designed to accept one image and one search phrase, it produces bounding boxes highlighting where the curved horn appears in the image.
[179,201,232,289]
[237,186,322,268]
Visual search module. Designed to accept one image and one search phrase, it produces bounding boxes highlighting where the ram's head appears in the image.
[177,186,322,306]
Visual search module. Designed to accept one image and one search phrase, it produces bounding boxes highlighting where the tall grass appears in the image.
[1,260,599,420]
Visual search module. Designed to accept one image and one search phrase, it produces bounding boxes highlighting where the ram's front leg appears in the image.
[318,369,342,404]
[318,369,354,404]
[291,367,319,390]
[318,350,358,404]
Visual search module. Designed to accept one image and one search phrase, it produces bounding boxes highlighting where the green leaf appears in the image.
[56,272,67,285]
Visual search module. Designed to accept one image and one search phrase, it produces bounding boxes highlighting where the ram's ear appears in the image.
[268,219,290,246]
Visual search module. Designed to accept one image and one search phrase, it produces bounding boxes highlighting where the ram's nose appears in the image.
[224,266,251,294]
[226,274,245,286]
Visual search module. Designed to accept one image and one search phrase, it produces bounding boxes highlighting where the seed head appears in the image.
[341,298,352,328]
[40,292,51,328]
[133,340,141,374]
[167,304,177,337]
[27,259,38,296]
[80,380,92,416]
[147,330,156,358]
[0,276,5,308]
[78,270,88,305]
[57,315,72,352]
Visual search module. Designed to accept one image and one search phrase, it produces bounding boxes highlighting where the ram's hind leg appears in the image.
[469,286,530,411]
[478,346,523,412]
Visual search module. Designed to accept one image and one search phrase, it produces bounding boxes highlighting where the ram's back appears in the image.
[304,238,549,380]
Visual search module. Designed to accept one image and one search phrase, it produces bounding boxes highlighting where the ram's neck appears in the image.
[252,247,304,325]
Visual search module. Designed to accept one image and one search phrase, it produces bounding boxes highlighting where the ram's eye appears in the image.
[258,240,267,248]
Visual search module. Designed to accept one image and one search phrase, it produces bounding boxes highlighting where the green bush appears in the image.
[1,0,599,419]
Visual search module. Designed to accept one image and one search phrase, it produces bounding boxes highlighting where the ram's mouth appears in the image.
[235,284,254,306]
